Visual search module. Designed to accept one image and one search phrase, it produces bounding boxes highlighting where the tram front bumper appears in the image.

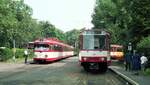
[80,57,108,63]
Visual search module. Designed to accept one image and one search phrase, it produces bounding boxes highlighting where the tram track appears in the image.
[76,68,130,85]
[109,68,139,85]
[108,68,131,85]
[72,56,137,85]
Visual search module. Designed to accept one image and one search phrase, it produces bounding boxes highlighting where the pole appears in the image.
[13,39,16,62]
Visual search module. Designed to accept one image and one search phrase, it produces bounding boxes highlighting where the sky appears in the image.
[24,0,96,32]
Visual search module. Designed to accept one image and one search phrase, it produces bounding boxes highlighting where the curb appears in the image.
[109,68,139,85]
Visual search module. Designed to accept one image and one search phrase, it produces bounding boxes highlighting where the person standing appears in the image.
[131,50,141,75]
[24,49,28,64]
[124,51,132,71]
[140,54,148,71]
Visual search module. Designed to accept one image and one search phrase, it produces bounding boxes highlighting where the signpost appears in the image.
[128,42,132,53]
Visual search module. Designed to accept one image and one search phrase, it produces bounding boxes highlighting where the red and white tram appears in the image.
[79,29,111,72]
[31,38,74,63]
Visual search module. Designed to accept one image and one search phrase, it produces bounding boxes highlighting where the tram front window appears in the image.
[83,35,105,50]
[34,44,49,50]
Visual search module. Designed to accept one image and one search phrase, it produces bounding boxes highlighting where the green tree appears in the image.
[39,21,65,41]
[65,29,80,46]
[65,29,80,54]
[0,0,42,48]
[92,0,128,45]
[92,0,150,50]
[0,0,18,47]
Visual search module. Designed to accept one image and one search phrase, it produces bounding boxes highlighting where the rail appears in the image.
[109,68,139,85]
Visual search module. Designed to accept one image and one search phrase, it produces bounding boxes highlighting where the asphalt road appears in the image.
[0,57,126,85]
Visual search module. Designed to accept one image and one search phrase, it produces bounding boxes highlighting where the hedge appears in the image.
[0,48,33,61]
[0,48,13,61]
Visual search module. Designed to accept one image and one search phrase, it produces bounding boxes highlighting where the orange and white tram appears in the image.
[31,38,74,63]
[110,44,124,60]
[79,29,111,72]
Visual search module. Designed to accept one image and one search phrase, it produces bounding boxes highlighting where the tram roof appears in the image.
[32,38,74,49]
[110,44,123,48]
[80,29,110,35]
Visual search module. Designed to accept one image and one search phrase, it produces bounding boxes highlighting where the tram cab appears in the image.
[79,29,111,72]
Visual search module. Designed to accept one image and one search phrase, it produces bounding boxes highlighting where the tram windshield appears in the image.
[111,45,123,52]
[83,34,105,50]
[34,44,49,50]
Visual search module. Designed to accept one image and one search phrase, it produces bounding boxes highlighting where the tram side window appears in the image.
[111,47,114,52]
[64,46,72,51]
[111,47,116,52]
[117,48,123,52]
[111,47,123,52]
[54,45,62,51]
[59,46,62,51]
[49,45,54,50]
[34,44,49,50]
[54,45,57,51]
[68,48,72,51]
[64,47,68,51]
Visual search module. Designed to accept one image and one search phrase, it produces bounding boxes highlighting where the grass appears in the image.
[143,68,150,76]
[111,60,124,67]
[5,57,33,64]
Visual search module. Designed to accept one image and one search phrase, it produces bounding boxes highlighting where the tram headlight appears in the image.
[83,57,87,61]
[101,58,104,61]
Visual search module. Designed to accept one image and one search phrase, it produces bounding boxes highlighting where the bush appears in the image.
[0,48,33,62]
[15,48,24,58]
[0,48,13,61]
[137,36,150,49]
[144,68,150,76]
[137,36,150,57]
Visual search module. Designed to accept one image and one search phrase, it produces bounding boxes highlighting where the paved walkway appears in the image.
[110,66,150,85]
[0,59,33,72]
[0,63,25,72]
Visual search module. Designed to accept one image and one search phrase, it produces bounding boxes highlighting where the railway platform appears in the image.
[110,66,150,85]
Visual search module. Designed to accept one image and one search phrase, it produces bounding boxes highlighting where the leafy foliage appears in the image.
[0,47,34,61]
[0,48,13,61]
[92,0,150,51]
[65,29,80,46]
[137,36,150,49]
[0,0,84,61]
[39,21,65,41]
[0,0,66,48]
[65,29,80,54]
[137,36,150,56]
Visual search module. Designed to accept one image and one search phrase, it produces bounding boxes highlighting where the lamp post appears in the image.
[11,29,16,62]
